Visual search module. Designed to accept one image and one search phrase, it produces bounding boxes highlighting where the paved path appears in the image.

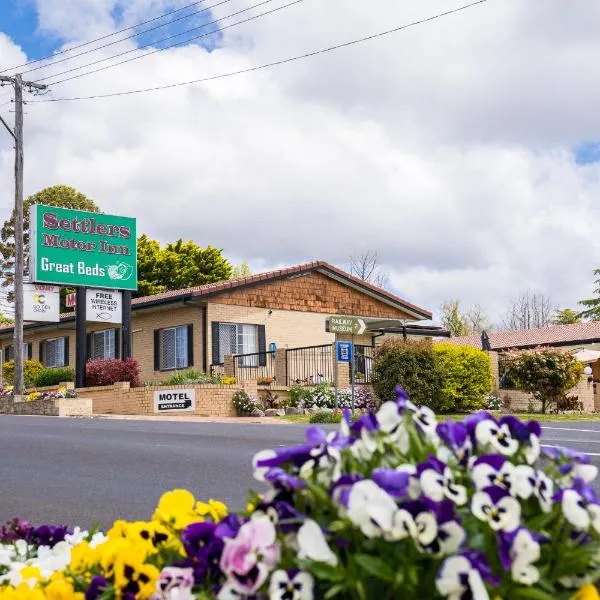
[1,416,599,529]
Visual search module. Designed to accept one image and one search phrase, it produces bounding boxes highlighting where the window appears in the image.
[42,337,67,368]
[213,322,263,366]
[4,343,31,361]
[89,329,118,361]
[154,325,193,371]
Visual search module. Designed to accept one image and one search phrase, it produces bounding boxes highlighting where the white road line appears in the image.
[542,444,600,457]
[543,426,600,433]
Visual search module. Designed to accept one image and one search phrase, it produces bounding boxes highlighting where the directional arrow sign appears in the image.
[328,316,367,335]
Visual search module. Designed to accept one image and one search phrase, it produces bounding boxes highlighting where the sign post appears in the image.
[328,316,367,336]
[29,205,137,388]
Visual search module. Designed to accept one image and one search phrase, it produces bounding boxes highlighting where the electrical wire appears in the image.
[42,0,302,87]
[30,0,489,103]
[20,0,238,78]
[0,0,223,74]
[36,0,289,85]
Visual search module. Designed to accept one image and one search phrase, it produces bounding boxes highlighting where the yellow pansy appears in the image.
[152,489,204,530]
[68,542,101,575]
[196,499,228,522]
[113,549,159,600]
[107,520,130,540]
[19,566,42,589]
[44,578,84,600]
[97,538,145,576]
[0,584,45,600]
[571,584,600,600]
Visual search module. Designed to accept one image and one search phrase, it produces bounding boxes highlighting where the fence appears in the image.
[232,351,277,384]
[353,344,374,384]
[286,344,334,386]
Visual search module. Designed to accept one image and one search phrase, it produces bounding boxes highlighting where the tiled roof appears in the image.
[0,260,431,333]
[444,322,600,351]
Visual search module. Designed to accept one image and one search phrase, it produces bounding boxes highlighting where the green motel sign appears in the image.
[29,204,137,291]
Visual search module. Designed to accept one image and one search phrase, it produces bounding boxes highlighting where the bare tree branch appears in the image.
[348,250,389,289]
[502,290,555,330]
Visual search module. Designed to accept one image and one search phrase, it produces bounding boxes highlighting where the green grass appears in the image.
[279,414,311,424]
[280,411,600,425]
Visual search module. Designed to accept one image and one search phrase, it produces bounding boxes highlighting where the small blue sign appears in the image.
[269,342,277,356]
[336,341,353,363]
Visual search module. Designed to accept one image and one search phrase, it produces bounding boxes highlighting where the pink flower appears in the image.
[220,516,279,594]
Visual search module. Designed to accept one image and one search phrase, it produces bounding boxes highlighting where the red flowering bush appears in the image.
[85,358,142,388]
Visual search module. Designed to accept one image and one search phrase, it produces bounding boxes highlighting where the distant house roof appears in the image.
[445,322,600,351]
[0,261,431,335]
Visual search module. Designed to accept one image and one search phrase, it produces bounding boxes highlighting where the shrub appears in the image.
[85,358,141,387]
[309,410,343,424]
[160,369,218,385]
[503,348,583,413]
[2,359,44,387]
[485,393,502,411]
[555,395,583,413]
[371,339,445,410]
[34,367,74,388]
[336,387,377,411]
[289,385,313,408]
[261,391,279,410]
[433,344,493,412]
[232,390,263,416]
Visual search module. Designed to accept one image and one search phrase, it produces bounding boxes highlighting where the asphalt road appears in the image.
[2,416,600,529]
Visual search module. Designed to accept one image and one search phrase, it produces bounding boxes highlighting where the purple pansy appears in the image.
[27,524,71,547]
[437,420,472,464]
[180,522,224,583]
[470,454,534,499]
[554,477,600,532]
[330,474,363,509]
[371,468,411,499]
[0,518,31,543]
[471,485,521,532]
[437,551,499,600]
[215,514,243,541]
[472,414,519,456]
[498,527,544,585]
[544,446,598,484]
[264,468,306,492]
[85,576,108,600]
[500,416,541,464]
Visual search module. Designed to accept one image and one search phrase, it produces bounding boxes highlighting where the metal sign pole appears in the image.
[351,334,355,412]
[75,287,87,388]
[334,335,339,410]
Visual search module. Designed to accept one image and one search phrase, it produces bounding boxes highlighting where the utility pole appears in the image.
[0,74,47,396]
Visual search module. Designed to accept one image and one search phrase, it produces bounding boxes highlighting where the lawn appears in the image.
[279,411,600,425]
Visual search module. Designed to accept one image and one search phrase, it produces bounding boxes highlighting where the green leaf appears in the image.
[324,584,346,598]
[308,562,345,582]
[354,553,396,583]
[512,587,556,600]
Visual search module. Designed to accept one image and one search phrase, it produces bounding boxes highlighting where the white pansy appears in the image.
[65,527,88,546]
[525,433,541,465]
[269,570,314,600]
[436,522,466,557]
[532,471,553,513]
[347,480,397,538]
[252,449,278,482]
[561,490,600,532]
[471,460,534,499]
[436,556,490,600]
[89,532,108,548]
[385,509,417,542]
[510,530,540,585]
[420,465,467,506]
[471,489,521,532]
[297,520,338,567]
[413,406,439,444]
[396,465,422,499]
[376,402,410,452]
[475,420,519,456]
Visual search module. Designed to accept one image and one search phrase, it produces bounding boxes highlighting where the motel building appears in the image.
[0,261,440,386]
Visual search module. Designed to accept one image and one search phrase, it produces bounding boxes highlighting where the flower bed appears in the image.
[0,385,77,402]
[2,386,600,599]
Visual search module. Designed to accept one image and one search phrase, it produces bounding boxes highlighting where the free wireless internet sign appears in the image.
[29,205,137,291]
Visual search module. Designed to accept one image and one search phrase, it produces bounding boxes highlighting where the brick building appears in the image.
[0,261,433,383]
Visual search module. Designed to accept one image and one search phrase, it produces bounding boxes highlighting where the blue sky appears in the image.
[575,142,600,166]
[0,0,223,68]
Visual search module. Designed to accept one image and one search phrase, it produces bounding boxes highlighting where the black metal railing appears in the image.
[286,344,334,386]
[353,344,374,384]
[233,351,277,384]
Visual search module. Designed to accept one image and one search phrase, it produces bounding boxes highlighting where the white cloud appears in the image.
[2,0,600,324]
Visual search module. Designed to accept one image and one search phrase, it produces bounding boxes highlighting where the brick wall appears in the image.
[75,381,257,417]
[501,375,595,412]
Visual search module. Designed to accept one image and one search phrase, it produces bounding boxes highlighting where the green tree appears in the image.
[440,300,470,336]
[580,270,600,319]
[552,308,582,325]
[135,237,232,297]
[231,262,252,279]
[503,348,583,414]
[0,185,100,298]
[0,313,13,324]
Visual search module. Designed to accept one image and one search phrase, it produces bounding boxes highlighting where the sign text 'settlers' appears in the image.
[41,212,132,256]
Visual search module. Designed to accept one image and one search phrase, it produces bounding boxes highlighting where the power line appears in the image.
[36,0,289,85]
[42,0,302,87]
[20,0,238,78]
[30,0,489,104]
[1,0,220,74]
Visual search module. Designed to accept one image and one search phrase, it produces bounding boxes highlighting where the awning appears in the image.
[366,319,451,338]
[573,349,600,364]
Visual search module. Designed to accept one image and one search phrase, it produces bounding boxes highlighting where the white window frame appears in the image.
[218,323,259,366]
[90,329,116,361]
[161,326,189,371]
[45,337,66,368]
